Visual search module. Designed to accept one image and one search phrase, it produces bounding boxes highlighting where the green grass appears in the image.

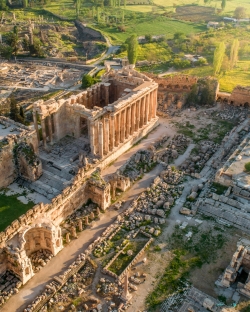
[117,41,172,62]
[146,225,227,309]
[179,61,250,93]
[212,182,228,195]
[0,192,34,232]
[93,16,205,44]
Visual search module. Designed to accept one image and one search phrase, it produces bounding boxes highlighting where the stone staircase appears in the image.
[17,158,74,201]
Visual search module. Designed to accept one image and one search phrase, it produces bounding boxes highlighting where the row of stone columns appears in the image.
[34,111,54,149]
[89,88,157,158]
[76,83,111,109]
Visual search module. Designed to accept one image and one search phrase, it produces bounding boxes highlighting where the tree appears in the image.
[0,0,7,10]
[76,0,81,17]
[29,37,44,57]
[126,34,138,65]
[0,44,13,60]
[186,84,198,106]
[82,74,95,89]
[23,0,28,8]
[221,0,226,10]
[9,97,19,121]
[145,34,152,43]
[229,39,239,69]
[213,42,225,75]
[234,7,247,19]
[6,27,19,58]
[245,162,250,172]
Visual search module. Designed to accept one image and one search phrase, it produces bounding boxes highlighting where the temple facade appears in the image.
[33,66,158,159]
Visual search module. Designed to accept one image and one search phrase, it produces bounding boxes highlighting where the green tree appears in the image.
[29,37,44,57]
[126,34,138,65]
[9,97,19,122]
[186,84,198,106]
[23,0,28,8]
[145,34,152,43]
[124,0,126,8]
[0,0,7,10]
[245,162,250,172]
[221,0,226,10]
[234,7,247,19]
[229,39,239,69]
[6,26,19,58]
[82,74,95,88]
[213,42,225,75]
[76,0,81,17]
[0,44,13,60]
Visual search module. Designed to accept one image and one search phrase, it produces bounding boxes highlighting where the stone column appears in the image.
[104,118,110,154]
[115,113,120,147]
[93,87,97,106]
[134,101,138,132]
[82,92,87,106]
[137,100,141,129]
[145,94,149,123]
[94,120,99,155]
[96,84,101,105]
[33,111,40,143]
[41,117,47,149]
[124,108,128,139]
[89,120,96,155]
[131,103,135,134]
[98,122,104,158]
[148,92,152,121]
[47,115,53,144]
[120,110,125,143]
[110,114,115,151]
[152,89,157,118]
[126,106,131,138]
[140,96,145,127]
[104,83,110,105]
[88,90,93,109]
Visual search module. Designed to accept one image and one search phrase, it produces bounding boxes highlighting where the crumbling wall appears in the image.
[15,143,42,182]
[0,141,17,187]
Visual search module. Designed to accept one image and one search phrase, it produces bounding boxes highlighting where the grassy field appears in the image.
[0,192,34,232]
[179,60,250,92]
[93,16,205,44]
[117,41,172,62]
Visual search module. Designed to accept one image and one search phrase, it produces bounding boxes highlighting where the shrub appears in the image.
[245,162,250,172]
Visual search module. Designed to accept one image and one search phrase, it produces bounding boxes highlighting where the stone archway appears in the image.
[244,102,249,108]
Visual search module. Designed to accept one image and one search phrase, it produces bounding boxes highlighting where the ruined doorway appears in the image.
[244,102,249,108]
[80,117,88,136]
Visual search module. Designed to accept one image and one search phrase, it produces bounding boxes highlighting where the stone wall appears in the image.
[0,117,39,187]
[217,86,250,107]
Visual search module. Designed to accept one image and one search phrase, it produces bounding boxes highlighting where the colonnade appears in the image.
[89,88,158,158]
[76,82,110,109]
[33,112,54,149]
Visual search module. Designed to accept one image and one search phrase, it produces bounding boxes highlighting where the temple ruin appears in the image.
[0,66,159,287]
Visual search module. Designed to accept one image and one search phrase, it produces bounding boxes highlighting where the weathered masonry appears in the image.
[33,66,158,159]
